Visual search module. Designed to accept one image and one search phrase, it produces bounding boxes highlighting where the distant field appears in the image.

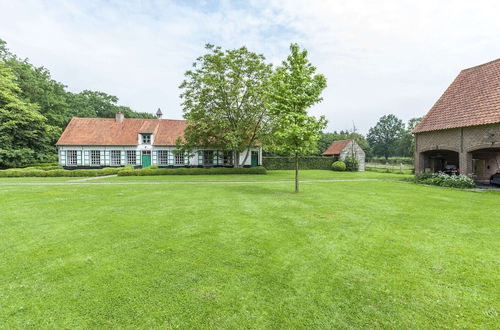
[365,162,414,174]
[0,171,498,328]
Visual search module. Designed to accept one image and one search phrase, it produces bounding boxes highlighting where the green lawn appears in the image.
[1,171,498,328]
[97,169,412,182]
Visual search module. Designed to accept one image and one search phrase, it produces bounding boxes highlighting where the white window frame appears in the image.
[111,150,121,166]
[141,134,151,144]
[67,150,77,166]
[126,150,137,165]
[158,150,168,166]
[90,150,100,166]
[175,153,185,165]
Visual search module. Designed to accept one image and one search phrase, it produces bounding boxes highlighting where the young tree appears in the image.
[367,114,405,160]
[179,44,272,167]
[266,44,327,192]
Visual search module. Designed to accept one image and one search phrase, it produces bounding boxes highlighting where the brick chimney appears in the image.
[115,112,124,123]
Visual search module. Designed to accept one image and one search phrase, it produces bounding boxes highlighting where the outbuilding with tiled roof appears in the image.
[414,59,500,183]
[322,139,366,171]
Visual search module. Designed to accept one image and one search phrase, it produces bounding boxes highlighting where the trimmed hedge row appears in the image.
[0,166,267,177]
[263,157,333,170]
[0,167,122,177]
[118,167,267,176]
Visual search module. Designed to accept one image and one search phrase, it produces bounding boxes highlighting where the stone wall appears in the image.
[339,140,366,171]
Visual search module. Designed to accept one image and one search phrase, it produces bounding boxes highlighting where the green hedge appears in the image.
[118,167,267,176]
[263,157,332,170]
[366,157,413,165]
[0,167,122,177]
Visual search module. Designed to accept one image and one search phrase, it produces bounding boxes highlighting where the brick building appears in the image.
[413,59,500,183]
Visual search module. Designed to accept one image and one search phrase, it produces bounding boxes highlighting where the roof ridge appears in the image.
[461,58,500,72]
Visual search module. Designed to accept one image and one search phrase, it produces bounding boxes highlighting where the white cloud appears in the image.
[1,0,499,133]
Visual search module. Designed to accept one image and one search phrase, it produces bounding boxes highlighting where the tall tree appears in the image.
[266,44,327,192]
[179,44,272,167]
[399,117,422,158]
[367,114,405,160]
[0,63,59,167]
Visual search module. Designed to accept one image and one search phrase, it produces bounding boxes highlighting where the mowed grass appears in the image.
[0,173,498,328]
[97,169,412,182]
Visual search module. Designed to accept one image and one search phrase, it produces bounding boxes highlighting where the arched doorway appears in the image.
[469,147,500,183]
[420,149,460,173]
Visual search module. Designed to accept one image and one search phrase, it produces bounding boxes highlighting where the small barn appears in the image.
[322,139,365,171]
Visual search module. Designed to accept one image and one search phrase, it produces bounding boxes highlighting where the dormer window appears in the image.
[141,134,151,144]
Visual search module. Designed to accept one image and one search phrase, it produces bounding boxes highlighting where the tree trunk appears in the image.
[240,148,251,167]
[295,154,299,193]
[233,150,238,168]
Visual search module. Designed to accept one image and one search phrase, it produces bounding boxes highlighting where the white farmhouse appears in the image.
[56,112,262,168]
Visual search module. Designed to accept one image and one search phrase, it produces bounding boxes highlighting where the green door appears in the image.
[251,151,258,167]
[141,151,151,168]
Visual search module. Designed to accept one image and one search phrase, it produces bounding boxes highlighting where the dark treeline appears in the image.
[0,39,154,168]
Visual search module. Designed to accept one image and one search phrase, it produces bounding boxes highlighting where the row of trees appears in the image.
[0,39,154,168]
[317,115,422,160]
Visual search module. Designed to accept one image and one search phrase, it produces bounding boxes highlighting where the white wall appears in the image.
[58,146,262,167]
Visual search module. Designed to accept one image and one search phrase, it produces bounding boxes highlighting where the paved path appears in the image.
[69,175,118,182]
[0,178,385,186]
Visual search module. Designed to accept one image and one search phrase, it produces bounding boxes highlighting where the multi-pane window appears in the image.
[203,150,213,165]
[111,150,121,166]
[175,153,185,165]
[141,134,151,144]
[158,150,168,166]
[127,151,136,165]
[223,151,233,166]
[91,150,100,165]
[67,150,77,166]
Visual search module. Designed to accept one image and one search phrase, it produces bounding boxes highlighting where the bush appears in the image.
[263,157,332,170]
[0,167,123,177]
[331,161,346,171]
[415,172,476,189]
[344,156,359,171]
[117,167,267,176]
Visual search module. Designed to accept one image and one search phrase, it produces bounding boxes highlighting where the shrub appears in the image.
[0,167,123,177]
[149,165,159,169]
[263,157,332,170]
[415,172,476,189]
[117,167,267,176]
[331,161,346,171]
[344,156,359,171]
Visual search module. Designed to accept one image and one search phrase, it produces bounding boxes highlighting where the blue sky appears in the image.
[1,0,499,133]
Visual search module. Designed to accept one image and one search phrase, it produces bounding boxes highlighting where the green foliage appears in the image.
[117,166,267,176]
[344,156,359,171]
[0,63,60,168]
[367,114,405,160]
[0,167,123,177]
[263,157,332,170]
[331,161,346,171]
[179,44,272,166]
[399,117,423,158]
[367,156,413,165]
[0,38,154,168]
[318,131,369,155]
[266,44,327,192]
[415,172,476,189]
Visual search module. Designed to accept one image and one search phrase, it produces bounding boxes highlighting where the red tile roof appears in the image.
[56,118,188,146]
[322,139,352,155]
[413,58,500,133]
